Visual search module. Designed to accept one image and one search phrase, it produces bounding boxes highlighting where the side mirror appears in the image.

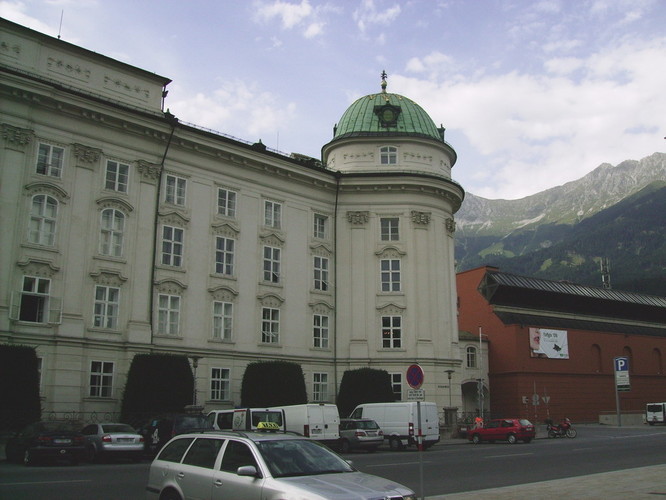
[237,465,259,477]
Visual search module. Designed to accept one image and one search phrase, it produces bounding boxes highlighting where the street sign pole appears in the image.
[614,357,630,427]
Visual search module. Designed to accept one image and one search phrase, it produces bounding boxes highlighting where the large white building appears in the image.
[0,19,476,420]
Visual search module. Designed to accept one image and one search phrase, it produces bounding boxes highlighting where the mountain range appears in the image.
[454,152,666,296]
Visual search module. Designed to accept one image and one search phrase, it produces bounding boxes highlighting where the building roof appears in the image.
[331,74,445,144]
[477,269,666,335]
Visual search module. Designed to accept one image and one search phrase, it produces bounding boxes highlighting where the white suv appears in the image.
[145,428,416,500]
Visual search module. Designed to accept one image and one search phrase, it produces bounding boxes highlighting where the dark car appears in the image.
[81,422,144,462]
[468,418,535,444]
[139,413,212,456]
[5,420,86,465]
[339,418,384,453]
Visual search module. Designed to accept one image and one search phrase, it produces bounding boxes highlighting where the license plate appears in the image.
[54,439,71,444]
[117,438,133,442]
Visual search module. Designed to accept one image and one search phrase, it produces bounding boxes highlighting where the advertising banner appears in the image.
[529,327,569,359]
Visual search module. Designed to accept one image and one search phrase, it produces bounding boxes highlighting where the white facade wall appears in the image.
[1,19,465,418]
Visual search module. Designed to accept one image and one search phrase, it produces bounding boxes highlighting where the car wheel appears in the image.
[389,437,403,451]
[159,488,182,500]
[472,434,481,444]
[507,434,517,444]
[340,439,351,454]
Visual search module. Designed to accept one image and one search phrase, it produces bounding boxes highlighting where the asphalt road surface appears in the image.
[1,425,665,499]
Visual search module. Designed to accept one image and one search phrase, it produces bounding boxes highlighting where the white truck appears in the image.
[206,408,285,431]
[270,403,340,446]
[646,402,666,424]
[349,401,440,450]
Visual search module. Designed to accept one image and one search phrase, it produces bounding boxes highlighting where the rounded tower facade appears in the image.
[324,74,464,411]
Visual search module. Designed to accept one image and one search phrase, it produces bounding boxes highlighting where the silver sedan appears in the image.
[81,422,144,462]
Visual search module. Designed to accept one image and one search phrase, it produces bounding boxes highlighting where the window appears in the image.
[105,160,129,193]
[210,368,231,401]
[93,285,120,329]
[313,314,329,349]
[313,214,328,239]
[380,146,397,165]
[466,346,477,368]
[165,174,186,205]
[89,361,113,398]
[261,307,279,344]
[391,373,402,401]
[380,217,399,241]
[381,315,402,349]
[263,246,281,283]
[19,276,50,323]
[36,143,64,177]
[158,294,180,335]
[220,441,257,472]
[161,226,184,267]
[313,373,328,402]
[380,259,401,292]
[210,367,230,401]
[214,237,235,275]
[212,301,233,340]
[28,195,57,246]
[100,208,125,257]
[313,256,329,291]
[217,188,237,217]
[183,438,224,469]
[264,200,281,229]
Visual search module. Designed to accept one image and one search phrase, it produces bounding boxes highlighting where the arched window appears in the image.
[100,208,125,257]
[28,194,58,245]
[466,346,477,368]
[380,146,397,165]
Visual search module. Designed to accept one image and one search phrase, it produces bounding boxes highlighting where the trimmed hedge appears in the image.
[120,353,194,425]
[240,361,307,407]
[0,344,41,431]
[337,367,395,418]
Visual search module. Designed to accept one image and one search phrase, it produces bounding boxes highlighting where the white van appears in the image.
[206,408,285,431]
[270,403,340,446]
[646,402,666,424]
[349,401,440,450]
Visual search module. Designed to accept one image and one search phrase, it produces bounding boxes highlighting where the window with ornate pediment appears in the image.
[314,256,329,291]
[263,246,281,283]
[100,208,125,257]
[261,307,280,344]
[28,194,58,246]
[215,236,235,276]
[161,225,184,267]
[381,315,402,349]
[380,259,401,292]
[217,188,237,217]
[313,314,329,349]
[93,285,120,329]
[165,174,186,206]
[213,301,233,340]
[158,294,180,335]
[380,217,399,241]
[105,160,129,193]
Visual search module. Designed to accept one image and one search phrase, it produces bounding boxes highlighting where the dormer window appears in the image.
[380,146,397,165]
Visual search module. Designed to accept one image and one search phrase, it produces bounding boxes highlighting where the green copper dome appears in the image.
[332,79,444,143]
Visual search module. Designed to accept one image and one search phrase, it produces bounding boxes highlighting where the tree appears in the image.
[240,361,307,407]
[337,368,395,418]
[121,353,193,426]
[0,344,41,431]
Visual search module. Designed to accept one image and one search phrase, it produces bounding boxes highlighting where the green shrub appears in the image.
[241,361,307,407]
[121,353,194,426]
[0,344,41,431]
[337,368,395,417]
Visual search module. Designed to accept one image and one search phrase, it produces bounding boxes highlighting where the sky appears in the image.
[1,0,665,200]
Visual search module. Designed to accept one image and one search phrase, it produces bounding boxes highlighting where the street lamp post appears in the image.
[189,356,203,407]
[445,369,454,407]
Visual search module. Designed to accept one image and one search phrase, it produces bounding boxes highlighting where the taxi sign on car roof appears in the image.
[256,421,281,431]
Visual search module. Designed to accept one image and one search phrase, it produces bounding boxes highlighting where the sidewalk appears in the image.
[427,464,666,499]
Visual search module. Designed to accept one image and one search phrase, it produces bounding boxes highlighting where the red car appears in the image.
[468,418,535,444]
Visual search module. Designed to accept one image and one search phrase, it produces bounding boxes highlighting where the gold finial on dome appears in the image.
[381,70,388,93]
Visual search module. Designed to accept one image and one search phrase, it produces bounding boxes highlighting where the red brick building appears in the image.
[456,266,666,423]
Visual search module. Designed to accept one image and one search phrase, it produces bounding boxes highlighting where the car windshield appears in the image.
[519,419,533,426]
[175,415,209,432]
[101,424,136,433]
[257,439,355,478]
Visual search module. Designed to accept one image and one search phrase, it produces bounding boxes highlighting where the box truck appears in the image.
[349,401,440,450]
[270,403,340,446]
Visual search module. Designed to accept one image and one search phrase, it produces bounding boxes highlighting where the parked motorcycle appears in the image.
[545,418,577,438]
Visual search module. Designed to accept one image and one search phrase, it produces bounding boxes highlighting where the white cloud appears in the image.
[353,0,401,33]
[255,0,313,29]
